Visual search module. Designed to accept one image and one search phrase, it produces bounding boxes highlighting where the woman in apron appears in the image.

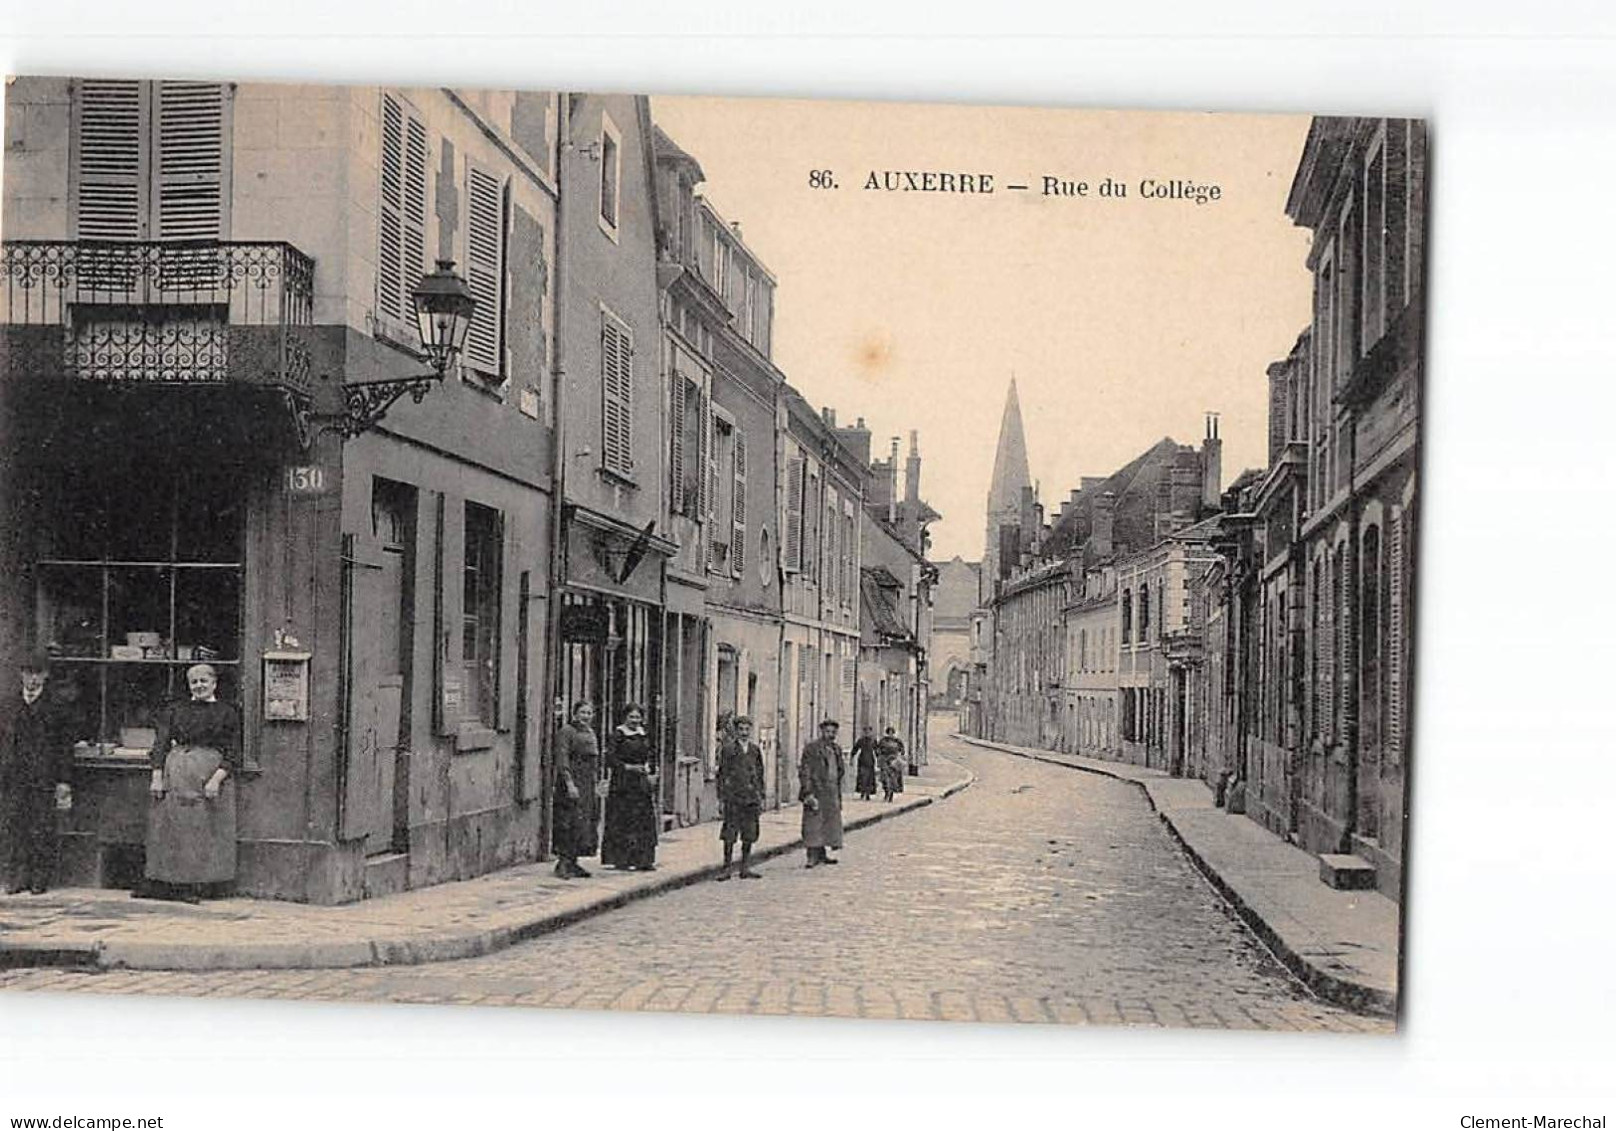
[144,664,240,903]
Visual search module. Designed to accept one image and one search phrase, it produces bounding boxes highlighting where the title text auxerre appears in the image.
[859,169,1222,204]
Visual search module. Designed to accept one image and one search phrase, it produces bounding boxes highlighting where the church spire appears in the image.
[981,378,1035,605]
[987,378,1032,514]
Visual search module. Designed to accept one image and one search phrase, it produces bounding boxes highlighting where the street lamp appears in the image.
[325,259,477,438]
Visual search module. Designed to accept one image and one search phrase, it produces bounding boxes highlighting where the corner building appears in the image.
[1,79,563,900]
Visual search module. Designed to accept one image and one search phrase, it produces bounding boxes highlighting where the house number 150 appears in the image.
[286,465,328,494]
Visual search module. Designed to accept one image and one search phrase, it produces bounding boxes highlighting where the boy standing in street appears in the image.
[715,716,765,881]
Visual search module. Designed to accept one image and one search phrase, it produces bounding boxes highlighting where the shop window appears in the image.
[34,466,244,758]
[462,502,503,728]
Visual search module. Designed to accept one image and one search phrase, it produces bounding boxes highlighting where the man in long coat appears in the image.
[2,654,71,894]
[798,718,845,868]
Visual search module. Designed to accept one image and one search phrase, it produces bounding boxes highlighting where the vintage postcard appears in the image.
[0,77,1421,1033]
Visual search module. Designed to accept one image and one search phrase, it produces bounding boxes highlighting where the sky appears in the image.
[650,95,1316,562]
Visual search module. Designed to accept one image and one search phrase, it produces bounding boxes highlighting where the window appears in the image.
[1139,583,1151,642]
[598,114,621,235]
[378,92,429,329]
[462,503,503,728]
[709,416,735,572]
[1121,589,1132,643]
[34,467,244,756]
[463,163,507,380]
[72,79,231,242]
[600,309,634,477]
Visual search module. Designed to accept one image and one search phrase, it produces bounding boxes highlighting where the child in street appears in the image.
[715,715,766,881]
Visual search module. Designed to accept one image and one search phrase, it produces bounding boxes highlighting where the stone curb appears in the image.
[6,763,976,974]
[951,734,1395,1019]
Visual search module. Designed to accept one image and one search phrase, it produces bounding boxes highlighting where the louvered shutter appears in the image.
[732,430,748,576]
[75,79,148,241]
[669,373,687,516]
[153,81,227,240]
[844,504,855,609]
[699,392,716,522]
[377,94,428,328]
[825,488,839,605]
[601,314,634,475]
[784,455,804,573]
[1386,509,1405,766]
[463,165,504,377]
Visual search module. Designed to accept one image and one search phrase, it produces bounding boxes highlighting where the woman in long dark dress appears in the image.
[551,701,601,879]
[144,664,240,903]
[600,703,658,871]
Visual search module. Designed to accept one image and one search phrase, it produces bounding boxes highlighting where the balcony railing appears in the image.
[2,239,315,395]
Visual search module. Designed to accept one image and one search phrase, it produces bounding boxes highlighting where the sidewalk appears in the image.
[954,735,1399,1018]
[0,757,973,973]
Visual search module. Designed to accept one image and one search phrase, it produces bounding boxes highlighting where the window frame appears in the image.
[461,501,504,730]
[597,111,622,241]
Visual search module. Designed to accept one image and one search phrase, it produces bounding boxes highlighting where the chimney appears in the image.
[822,406,837,429]
[889,437,900,522]
[1093,491,1116,558]
[1202,412,1223,511]
[905,430,921,505]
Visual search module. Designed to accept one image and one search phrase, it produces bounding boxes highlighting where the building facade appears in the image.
[1284,116,1424,898]
[2,78,564,901]
[777,393,863,790]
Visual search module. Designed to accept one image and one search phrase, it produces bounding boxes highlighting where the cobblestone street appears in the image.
[0,730,1388,1032]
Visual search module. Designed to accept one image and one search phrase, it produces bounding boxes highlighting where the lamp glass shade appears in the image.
[412,259,477,374]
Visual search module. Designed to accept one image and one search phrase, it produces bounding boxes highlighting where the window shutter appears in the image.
[464,164,504,376]
[700,394,716,522]
[732,430,748,575]
[1386,509,1405,765]
[152,81,227,240]
[74,79,149,240]
[844,504,855,609]
[601,313,634,475]
[377,93,428,328]
[784,455,804,573]
[825,488,839,605]
[669,373,687,516]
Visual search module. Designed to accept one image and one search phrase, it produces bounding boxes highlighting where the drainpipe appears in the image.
[539,93,574,859]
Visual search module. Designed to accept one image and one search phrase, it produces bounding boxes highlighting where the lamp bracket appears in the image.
[315,372,441,439]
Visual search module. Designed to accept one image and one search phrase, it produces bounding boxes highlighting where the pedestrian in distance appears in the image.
[715,715,766,881]
[552,701,601,879]
[601,703,659,872]
[2,652,72,895]
[878,726,906,803]
[798,718,845,868]
[851,722,878,801]
[142,663,240,903]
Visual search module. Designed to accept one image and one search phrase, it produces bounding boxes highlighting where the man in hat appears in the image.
[798,718,845,868]
[2,653,72,894]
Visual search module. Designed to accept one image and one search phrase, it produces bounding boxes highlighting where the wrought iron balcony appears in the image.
[2,239,315,396]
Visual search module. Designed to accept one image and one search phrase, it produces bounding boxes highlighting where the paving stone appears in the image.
[0,728,1389,1033]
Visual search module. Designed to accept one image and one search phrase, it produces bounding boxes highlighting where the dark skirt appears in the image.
[146,745,237,884]
[601,772,658,868]
[855,758,877,796]
[553,791,599,859]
